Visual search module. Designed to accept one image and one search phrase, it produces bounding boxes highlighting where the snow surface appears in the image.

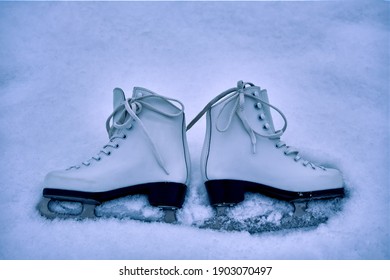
[0,1,389,260]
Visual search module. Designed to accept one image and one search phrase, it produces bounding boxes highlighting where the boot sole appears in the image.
[205,179,345,205]
[42,182,187,209]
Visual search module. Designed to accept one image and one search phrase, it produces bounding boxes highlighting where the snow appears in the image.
[0,1,389,260]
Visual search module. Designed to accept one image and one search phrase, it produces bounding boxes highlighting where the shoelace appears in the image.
[187,81,322,169]
[68,93,185,174]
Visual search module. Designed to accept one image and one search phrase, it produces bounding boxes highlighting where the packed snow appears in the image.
[0,1,389,259]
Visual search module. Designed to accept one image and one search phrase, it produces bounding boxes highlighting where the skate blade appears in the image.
[97,207,177,224]
[37,197,97,220]
[197,204,237,231]
[215,204,236,216]
[38,197,179,224]
[160,207,178,224]
[200,198,341,235]
[199,212,328,234]
[292,201,308,218]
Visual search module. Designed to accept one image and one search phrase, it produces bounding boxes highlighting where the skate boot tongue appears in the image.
[132,87,157,98]
[107,87,157,135]
[113,88,125,122]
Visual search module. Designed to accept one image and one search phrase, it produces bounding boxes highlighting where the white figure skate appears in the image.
[38,86,191,223]
[187,81,344,232]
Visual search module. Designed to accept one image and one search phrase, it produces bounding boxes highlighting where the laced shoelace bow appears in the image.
[187,81,322,169]
[68,94,185,174]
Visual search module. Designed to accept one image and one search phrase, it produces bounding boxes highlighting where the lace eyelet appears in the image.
[263,123,269,130]
[97,157,101,161]
[284,151,288,155]
[115,144,119,148]
[258,113,265,120]
[107,151,111,156]
[255,102,262,109]
[122,134,127,139]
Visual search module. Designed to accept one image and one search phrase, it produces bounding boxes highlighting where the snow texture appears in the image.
[0,1,389,259]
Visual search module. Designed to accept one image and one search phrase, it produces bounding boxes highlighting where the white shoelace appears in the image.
[187,81,322,169]
[68,93,185,174]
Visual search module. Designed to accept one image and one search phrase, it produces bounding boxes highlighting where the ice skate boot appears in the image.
[187,81,344,231]
[38,86,191,223]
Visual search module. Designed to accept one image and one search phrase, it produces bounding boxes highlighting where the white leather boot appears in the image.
[38,86,191,222]
[188,81,344,217]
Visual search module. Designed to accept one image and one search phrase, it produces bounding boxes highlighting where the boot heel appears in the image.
[147,182,187,209]
[205,180,245,206]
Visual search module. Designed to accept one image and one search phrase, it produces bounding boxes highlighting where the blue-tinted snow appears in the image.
[0,1,388,259]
